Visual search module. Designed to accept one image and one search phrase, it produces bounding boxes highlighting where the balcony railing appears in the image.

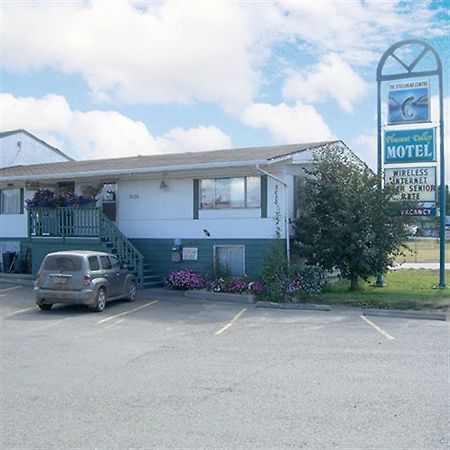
[28,206,101,237]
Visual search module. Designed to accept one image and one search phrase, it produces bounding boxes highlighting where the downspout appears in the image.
[256,165,290,266]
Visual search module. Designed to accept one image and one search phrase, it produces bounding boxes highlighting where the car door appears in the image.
[99,254,118,298]
[108,255,127,297]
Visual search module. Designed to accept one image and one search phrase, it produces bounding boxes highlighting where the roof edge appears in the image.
[0,129,74,161]
[0,158,287,183]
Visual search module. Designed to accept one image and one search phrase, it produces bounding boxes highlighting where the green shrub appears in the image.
[260,242,327,302]
[290,265,327,297]
[260,242,290,302]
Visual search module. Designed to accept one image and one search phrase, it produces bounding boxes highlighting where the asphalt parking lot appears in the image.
[1,283,449,449]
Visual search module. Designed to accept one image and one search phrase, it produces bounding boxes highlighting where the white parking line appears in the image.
[360,315,395,340]
[96,300,158,325]
[7,306,37,316]
[0,286,22,293]
[215,308,247,335]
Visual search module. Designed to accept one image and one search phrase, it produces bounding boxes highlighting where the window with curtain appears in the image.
[200,177,261,209]
[0,189,22,214]
[214,245,245,276]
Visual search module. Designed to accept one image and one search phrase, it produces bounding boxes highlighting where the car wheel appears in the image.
[38,303,53,311]
[127,281,136,302]
[92,288,107,312]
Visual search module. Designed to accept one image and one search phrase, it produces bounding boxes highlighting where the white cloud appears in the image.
[242,102,335,143]
[1,1,280,112]
[2,1,444,113]
[0,93,72,132]
[157,126,231,154]
[0,93,231,159]
[350,133,377,170]
[282,54,369,112]
[277,1,446,66]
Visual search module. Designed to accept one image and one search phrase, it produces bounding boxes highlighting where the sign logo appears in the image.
[384,166,436,202]
[384,128,435,164]
[388,80,429,124]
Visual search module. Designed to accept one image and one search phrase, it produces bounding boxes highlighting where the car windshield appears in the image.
[43,255,82,272]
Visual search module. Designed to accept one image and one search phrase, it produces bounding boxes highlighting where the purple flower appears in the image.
[166,269,206,290]
[249,281,264,294]
[26,189,94,209]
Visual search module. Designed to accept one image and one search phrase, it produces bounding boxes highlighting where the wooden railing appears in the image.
[28,207,144,285]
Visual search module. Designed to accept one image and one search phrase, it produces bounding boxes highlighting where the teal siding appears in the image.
[131,238,277,280]
[30,238,105,275]
[3,236,279,280]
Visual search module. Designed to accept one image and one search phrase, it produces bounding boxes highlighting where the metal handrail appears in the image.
[100,213,144,285]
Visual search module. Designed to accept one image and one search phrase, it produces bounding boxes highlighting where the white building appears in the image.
[0,129,73,169]
[0,140,351,284]
[0,129,73,264]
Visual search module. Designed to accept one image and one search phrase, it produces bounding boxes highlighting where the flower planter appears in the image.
[183,289,255,304]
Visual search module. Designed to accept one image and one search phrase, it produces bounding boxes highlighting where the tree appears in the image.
[293,144,412,290]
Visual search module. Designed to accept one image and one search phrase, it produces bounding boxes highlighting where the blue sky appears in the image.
[1,0,449,177]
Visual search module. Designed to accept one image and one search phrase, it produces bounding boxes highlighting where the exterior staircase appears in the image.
[99,213,144,284]
[142,263,165,288]
[28,206,164,288]
[100,214,164,288]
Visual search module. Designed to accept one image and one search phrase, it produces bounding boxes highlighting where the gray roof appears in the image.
[0,129,74,161]
[0,140,340,181]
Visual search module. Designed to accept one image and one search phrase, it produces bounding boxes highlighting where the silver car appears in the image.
[34,250,137,312]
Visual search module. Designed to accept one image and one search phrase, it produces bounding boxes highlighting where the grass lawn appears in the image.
[312,269,450,310]
[396,239,450,263]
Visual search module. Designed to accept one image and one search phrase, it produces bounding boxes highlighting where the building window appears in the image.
[200,177,261,209]
[214,245,245,277]
[0,188,22,214]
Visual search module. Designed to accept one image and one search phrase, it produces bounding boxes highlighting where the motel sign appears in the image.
[384,129,435,164]
[377,39,446,288]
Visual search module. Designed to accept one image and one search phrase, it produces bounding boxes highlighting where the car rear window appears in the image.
[43,255,82,272]
[88,256,100,271]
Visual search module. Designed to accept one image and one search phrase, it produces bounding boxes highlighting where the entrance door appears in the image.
[101,183,117,221]
[57,181,75,195]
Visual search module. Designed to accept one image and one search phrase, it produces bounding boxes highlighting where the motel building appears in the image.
[0,131,355,287]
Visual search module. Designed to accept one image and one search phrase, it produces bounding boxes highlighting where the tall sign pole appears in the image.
[377,40,446,288]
